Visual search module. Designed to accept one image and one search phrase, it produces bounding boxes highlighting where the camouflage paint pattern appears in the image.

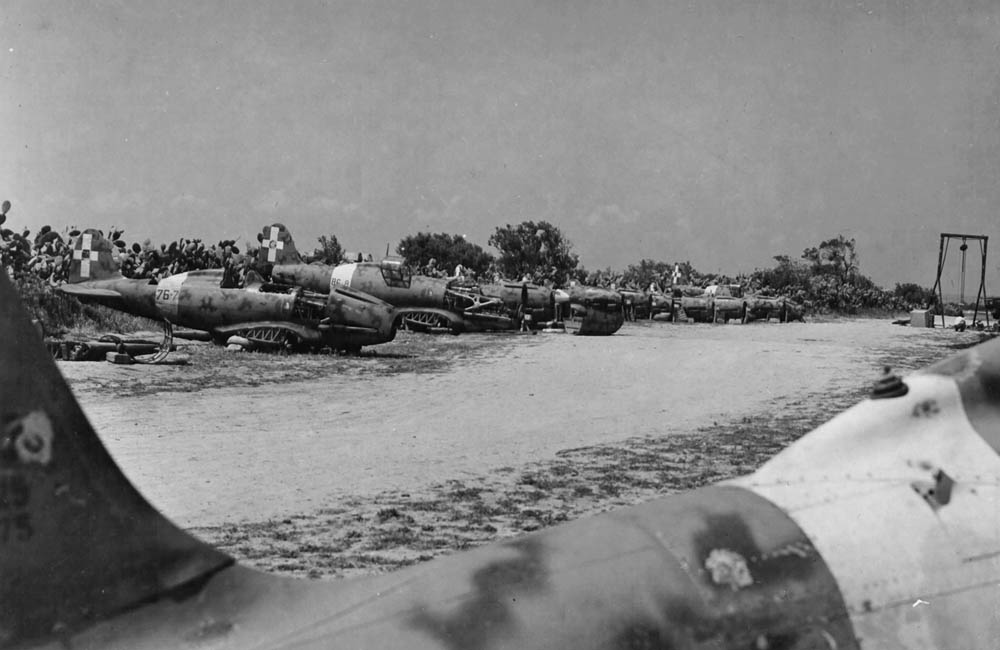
[58,230,396,351]
[263,224,623,335]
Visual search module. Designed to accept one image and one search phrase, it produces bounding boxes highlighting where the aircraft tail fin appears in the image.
[0,267,232,645]
[258,223,302,265]
[244,269,265,287]
[67,229,121,283]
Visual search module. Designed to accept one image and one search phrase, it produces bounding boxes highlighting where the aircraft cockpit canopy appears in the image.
[379,258,412,289]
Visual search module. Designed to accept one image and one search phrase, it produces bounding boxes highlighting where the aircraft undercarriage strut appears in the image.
[231,325,299,351]
[98,320,174,364]
[401,311,452,331]
[131,320,174,364]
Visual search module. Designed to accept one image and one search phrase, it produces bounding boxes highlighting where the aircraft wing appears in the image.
[462,312,513,329]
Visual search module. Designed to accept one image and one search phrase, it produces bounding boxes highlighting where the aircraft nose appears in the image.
[378,304,398,342]
[356,298,397,343]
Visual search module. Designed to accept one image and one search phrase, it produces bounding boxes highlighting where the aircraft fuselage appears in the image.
[62,272,396,350]
[272,262,449,309]
[272,261,513,332]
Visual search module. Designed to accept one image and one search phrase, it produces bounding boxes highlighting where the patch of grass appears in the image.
[376,507,415,524]
[14,275,156,337]
[448,484,484,500]
[365,525,419,551]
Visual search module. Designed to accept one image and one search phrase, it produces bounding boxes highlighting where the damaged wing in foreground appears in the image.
[3,264,1000,648]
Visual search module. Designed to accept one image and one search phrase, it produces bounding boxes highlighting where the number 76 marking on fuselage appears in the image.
[154,289,179,302]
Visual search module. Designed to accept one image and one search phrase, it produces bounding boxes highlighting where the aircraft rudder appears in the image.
[67,228,120,283]
[0,266,231,646]
[259,223,301,265]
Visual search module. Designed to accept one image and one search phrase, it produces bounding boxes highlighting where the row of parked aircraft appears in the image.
[57,224,626,359]
[56,223,807,360]
[6,244,1000,647]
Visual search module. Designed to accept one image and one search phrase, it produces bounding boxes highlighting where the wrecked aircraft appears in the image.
[6,260,1000,647]
[258,224,511,333]
[57,229,397,356]
[259,224,624,335]
[617,287,675,320]
[478,279,625,335]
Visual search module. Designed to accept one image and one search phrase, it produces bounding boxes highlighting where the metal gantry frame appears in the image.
[930,233,990,329]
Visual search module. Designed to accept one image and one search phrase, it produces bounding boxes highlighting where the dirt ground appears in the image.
[59,318,987,579]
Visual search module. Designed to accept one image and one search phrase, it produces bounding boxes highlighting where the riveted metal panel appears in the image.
[735,369,1000,649]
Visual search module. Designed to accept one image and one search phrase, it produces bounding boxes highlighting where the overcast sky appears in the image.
[4,0,999,291]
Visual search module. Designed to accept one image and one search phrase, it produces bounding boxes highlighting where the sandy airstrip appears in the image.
[57,318,983,577]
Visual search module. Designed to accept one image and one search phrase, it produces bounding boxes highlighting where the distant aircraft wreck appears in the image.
[6,260,1000,647]
[57,229,397,359]
[258,223,624,335]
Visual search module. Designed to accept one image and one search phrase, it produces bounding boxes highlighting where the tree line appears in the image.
[2,203,948,321]
[393,225,939,314]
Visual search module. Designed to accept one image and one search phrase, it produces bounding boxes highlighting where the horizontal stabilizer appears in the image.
[56,285,123,298]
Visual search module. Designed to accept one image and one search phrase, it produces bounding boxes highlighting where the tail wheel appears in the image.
[741,303,749,324]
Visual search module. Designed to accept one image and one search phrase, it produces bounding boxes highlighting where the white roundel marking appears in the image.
[154,273,186,321]
[330,264,357,290]
[8,411,55,465]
